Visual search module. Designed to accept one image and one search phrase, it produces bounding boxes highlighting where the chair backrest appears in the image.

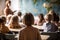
[5,34,15,40]
[57,31,60,40]
[0,33,7,40]
[40,32,58,40]
[40,32,57,35]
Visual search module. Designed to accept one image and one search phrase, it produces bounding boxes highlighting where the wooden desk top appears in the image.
[9,29,20,32]
[32,25,42,29]
[9,27,26,32]
[41,35,50,40]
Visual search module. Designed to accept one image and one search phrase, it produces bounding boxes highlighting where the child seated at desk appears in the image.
[0,17,9,34]
[48,10,59,27]
[37,13,44,26]
[19,13,41,40]
[42,14,58,32]
[9,15,22,29]
[1,15,6,24]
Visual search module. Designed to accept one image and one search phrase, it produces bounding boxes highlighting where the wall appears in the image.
[11,0,47,16]
[20,0,47,16]
[52,5,60,15]
[11,0,60,16]
[0,0,5,15]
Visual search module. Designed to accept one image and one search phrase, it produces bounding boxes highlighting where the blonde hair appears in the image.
[44,14,52,21]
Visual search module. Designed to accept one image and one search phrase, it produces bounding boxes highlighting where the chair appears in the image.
[57,31,60,40]
[0,33,7,40]
[40,32,57,40]
[5,34,16,40]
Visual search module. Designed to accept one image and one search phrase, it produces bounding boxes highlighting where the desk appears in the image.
[9,29,20,32]
[9,27,26,32]
[0,33,16,40]
[9,25,59,40]
[41,35,49,40]
[32,25,42,29]
[9,27,26,40]
[40,32,57,35]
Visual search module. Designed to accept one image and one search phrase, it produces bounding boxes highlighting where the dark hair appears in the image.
[53,15,59,23]
[6,0,11,4]
[1,16,6,23]
[18,12,22,17]
[9,0,11,4]
[38,13,44,23]
[6,0,11,6]
[23,13,34,26]
[0,18,4,24]
[50,11,59,22]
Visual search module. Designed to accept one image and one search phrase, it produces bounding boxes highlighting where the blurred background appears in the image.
[0,0,60,16]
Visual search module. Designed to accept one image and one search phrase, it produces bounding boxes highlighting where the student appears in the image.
[37,13,44,26]
[19,13,41,40]
[17,12,22,22]
[9,15,21,29]
[1,15,6,24]
[0,17,9,34]
[4,0,16,16]
[42,14,58,32]
[49,10,59,26]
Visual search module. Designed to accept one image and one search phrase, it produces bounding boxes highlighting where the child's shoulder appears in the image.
[20,26,38,32]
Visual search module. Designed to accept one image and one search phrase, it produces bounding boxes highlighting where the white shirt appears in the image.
[42,21,58,32]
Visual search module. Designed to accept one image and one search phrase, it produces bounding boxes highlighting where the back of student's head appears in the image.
[0,17,5,28]
[0,17,4,24]
[17,12,22,17]
[9,15,22,29]
[44,14,52,22]
[10,15,18,24]
[1,15,6,24]
[23,13,34,26]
